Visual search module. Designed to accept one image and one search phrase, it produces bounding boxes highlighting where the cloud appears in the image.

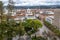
[1,0,60,6]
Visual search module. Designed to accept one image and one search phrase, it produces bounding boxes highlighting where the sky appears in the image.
[0,0,60,6]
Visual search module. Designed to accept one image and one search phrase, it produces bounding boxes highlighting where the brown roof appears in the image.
[16,13,25,16]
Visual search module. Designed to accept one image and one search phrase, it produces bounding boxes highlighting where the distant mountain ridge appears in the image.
[4,5,60,9]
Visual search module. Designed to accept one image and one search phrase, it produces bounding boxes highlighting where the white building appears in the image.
[45,11,54,14]
[45,16,54,24]
[26,8,36,19]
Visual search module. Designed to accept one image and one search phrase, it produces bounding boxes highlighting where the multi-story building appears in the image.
[45,16,54,24]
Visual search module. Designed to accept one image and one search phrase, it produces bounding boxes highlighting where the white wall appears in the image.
[45,16,54,24]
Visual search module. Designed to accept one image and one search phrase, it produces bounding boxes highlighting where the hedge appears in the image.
[44,20,60,37]
[32,36,47,40]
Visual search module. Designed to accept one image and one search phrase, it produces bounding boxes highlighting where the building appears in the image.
[39,11,54,21]
[10,9,40,22]
[26,8,36,19]
[45,16,54,24]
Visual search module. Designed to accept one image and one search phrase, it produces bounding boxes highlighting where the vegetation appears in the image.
[7,0,15,39]
[0,1,4,23]
[7,0,15,21]
[44,20,60,37]
[23,19,42,36]
[32,36,47,40]
[0,1,7,40]
[0,0,43,40]
[0,19,43,40]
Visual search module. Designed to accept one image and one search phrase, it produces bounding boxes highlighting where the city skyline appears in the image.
[0,0,60,6]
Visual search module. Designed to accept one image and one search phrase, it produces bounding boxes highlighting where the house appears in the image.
[45,16,54,24]
[10,9,37,22]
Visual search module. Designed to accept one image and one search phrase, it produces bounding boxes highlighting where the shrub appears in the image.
[32,36,47,40]
[44,20,60,37]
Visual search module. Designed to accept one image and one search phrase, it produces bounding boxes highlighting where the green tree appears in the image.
[6,0,15,40]
[23,19,42,38]
[0,1,7,40]
[6,20,25,40]
[16,21,25,40]
[0,21,8,40]
[7,0,14,21]
[6,20,17,40]
[0,1,3,23]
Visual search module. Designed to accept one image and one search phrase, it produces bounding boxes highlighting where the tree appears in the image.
[0,1,3,23]
[7,0,14,21]
[6,20,25,40]
[6,20,17,40]
[6,0,15,40]
[23,19,42,39]
[16,21,25,40]
[0,21,9,40]
[0,1,7,40]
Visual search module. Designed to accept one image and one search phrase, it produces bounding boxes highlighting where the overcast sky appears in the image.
[0,0,60,6]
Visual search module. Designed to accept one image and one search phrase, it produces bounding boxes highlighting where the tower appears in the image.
[27,8,31,13]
